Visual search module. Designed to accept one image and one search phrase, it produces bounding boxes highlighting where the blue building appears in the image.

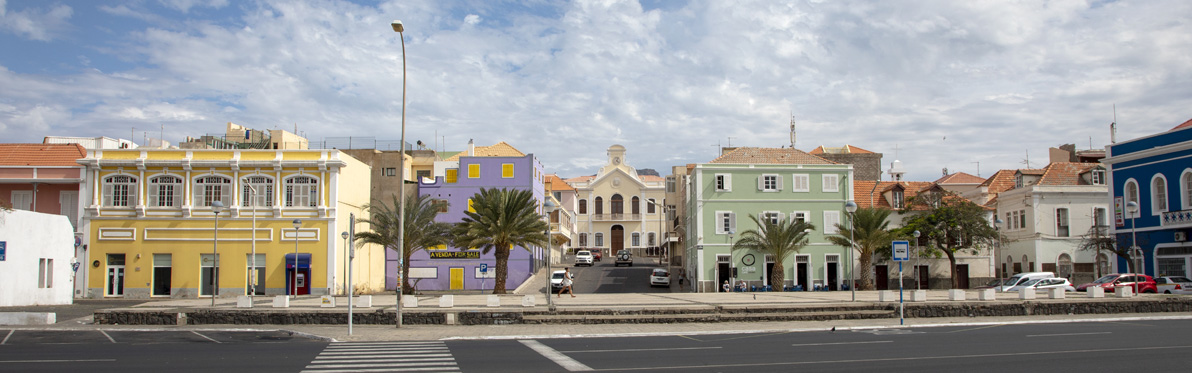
[1102,119,1192,278]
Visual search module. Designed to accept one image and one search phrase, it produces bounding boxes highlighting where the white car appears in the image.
[1007,277,1075,292]
[650,268,671,287]
[550,270,570,291]
[1156,276,1192,294]
[574,250,594,266]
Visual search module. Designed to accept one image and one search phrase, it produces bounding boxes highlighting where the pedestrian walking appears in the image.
[558,267,575,297]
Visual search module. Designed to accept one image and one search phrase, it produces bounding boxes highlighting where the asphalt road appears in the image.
[6,318,1192,372]
[566,254,678,294]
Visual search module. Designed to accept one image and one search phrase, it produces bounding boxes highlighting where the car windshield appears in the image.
[1092,275,1118,284]
[1170,277,1192,283]
[653,269,668,276]
[552,273,565,280]
[1004,277,1024,286]
[577,251,590,255]
[1021,278,1042,286]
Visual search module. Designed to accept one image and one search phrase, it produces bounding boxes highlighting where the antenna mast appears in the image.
[789,113,796,149]
[1110,104,1118,144]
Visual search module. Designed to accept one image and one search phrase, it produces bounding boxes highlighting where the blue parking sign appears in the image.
[0,241,6,261]
[480,263,488,273]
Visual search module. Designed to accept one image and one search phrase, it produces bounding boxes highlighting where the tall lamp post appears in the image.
[845,201,857,301]
[342,231,353,335]
[391,19,408,329]
[1127,201,1140,295]
[243,180,259,302]
[648,199,665,266]
[544,199,556,309]
[211,201,225,307]
[993,218,1003,284]
[912,230,921,290]
[292,219,302,298]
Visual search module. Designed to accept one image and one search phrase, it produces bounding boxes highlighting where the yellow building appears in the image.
[78,149,383,299]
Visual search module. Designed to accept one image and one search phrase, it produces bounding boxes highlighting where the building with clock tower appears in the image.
[565,145,668,262]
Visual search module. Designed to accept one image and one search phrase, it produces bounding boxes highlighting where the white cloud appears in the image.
[0,0,72,41]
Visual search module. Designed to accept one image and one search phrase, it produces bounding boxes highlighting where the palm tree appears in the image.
[828,207,899,291]
[452,188,549,294]
[355,194,450,295]
[732,214,815,289]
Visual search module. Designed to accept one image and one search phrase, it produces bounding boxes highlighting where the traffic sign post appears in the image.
[892,240,910,325]
[480,263,488,294]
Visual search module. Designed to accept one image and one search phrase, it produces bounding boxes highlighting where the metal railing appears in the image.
[589,213,643,221]
[1162,209,1192,227]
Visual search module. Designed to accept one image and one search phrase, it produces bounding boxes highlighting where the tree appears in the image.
[355,194,450,295]
[451,188,549,294]
[1078,225,1124,278]
[827,207,899,291]
[901,191,999,289]
[731,214,815,289]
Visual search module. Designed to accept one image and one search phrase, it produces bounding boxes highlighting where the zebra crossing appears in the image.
[301,341,460,372]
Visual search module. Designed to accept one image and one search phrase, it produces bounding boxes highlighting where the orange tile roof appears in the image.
[809,145,875,154]
[979,170,1018,195]
[710,147,835,164]
[564,175,595,184]
[1037,162,1100,186]
[934,172,985,185]
[0,143,87,166]
[853,180,935,209]
[444,141,526,161]
[1172,118,1192,131]
[545,174,576,192]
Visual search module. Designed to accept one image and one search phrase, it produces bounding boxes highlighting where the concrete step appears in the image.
[522,310,893,324]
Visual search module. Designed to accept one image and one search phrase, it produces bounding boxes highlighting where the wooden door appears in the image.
[611,225,624,253]
[875,265,889,290]
[957,264,970,289]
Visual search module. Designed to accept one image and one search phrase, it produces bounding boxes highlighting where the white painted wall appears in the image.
[0,209,75,306]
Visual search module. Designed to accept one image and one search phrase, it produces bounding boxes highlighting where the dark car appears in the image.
[614,249,633,267]
[1076,273,1157,293]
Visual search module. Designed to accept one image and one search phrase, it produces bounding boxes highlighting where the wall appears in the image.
[0,209,75,306]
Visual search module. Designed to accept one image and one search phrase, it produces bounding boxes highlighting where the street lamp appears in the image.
[993,218,1003,284]
[242,180,259,301]
[544,199,557,309]
[845,201,857,301]
[1127,201,1140,296]
[728,230,735,292]
[913,230,921,290]
[391,19,408,329]
[342,231,350,296]
[342,231,353,335]
[292,219,302,298]
[648,199,665,266]
[211,200,225,307]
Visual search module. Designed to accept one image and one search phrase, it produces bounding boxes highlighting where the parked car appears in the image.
[975,278,1006,290]
[1076,273,1157,293]
[574,250,594,266]
[590,248,602,262]
[1155,276,1192,294]
[1007,277,1076,292]
[996,272,1056,292]
[614,249,633,266]
[550,270,570,291]
[650,268,671,287]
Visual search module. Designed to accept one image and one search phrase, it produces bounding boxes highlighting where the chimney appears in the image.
[467,139,475,156]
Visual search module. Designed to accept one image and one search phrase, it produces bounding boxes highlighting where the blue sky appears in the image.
[2,0,1191,181]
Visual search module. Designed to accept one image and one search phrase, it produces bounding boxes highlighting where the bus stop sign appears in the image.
[893,240,910,262]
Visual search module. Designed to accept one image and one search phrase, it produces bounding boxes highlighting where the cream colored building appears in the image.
[566,145,667,260]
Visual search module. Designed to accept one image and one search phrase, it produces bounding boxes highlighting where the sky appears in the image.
[2,0,1190,182]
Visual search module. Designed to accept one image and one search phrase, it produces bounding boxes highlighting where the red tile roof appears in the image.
[934,172,985,185]
[443,142,525,161]
[1037,162,1100,186]
[545,174,576,192]
[1172,118,1192,131]
[809,145,875,154]
[853,180,935,209]
[980,170,1018,195]
[710,147,835,164]
[0,143,87,166]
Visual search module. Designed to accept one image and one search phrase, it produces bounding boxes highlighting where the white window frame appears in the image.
[1182,169,1192,210]
[791,211,810,225]
[892,190,905,209]
[647,232,656,247]
[759,174,781,192]
[193,175,231,208]
[102,174,139,207]
[285,175,319,207]
[631,232,641,247]
[715,174,731,192]
[1091,169,1106,185]
[823,210,841,234]
[792,174,810,192]
[10,190,32,210]
[1055,208,1069,237]
[762,211,782,225]
[241,175,274,208]
[1018,209,1027,230]
[148,174,183,208]
[1124,178,1140,217]
[822,174,840,193]
[38,258,53,288]
[1152,174,1168,215]
[579,233,588,247]
[595,233,604,247]
[716,211,736,234]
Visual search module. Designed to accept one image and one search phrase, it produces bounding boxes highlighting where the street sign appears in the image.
[892,240,910,261]
[480,263,488,273]
[0,241,6,261]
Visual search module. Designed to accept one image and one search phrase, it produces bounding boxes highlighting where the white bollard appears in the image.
[236,296,253,308]
[487,295,501,307]
[402,295,419,308]
[948,289,966,301]
[910,290,927,302]
[320,295,336,308]
[1018,288,1036,300]
[445,313,457,325]
[1115,286,1133,298]
[1048,287,1065,299]
[1087,287,1104,298]
[879,290,896,302]
[978,289,996,301]
[273,295,290,308]
[356,295,373,308]
[522,295,536,307]
[439,295,454,308]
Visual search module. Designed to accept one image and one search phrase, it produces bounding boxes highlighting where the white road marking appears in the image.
[1,330,13,345]
[191,331,221,343]
[1027,332,1112,337]
[561,346,722,353]
[317,349,448,356]
[520,339,593,371]
[792,340,893,347]
[98,330,116,343]
[2,359,117,363]
[303,341,459,372]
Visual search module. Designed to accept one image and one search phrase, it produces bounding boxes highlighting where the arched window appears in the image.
[1152,174,1168,213]
[611,194,624,215]
[242,175,274,207]
[1057,253,1073,278]
[578,199,587,214]
[1124,179,1140,212]
[148,175,182,207]
[594,233,604,247]
[102,174,138,207]
[285,176,319,207]
[1182,170,1192,210]
[1022,255,1030,272]
[194,175,231,207]
[631,196,640,215]
[594,197,603,215]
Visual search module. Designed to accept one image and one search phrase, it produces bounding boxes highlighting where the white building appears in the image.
[0,209,75,306]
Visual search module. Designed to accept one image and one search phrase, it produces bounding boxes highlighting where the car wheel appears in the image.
[1166,290,1172,294]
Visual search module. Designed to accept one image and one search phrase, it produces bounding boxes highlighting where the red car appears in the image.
[1076,273,1157,293]
[590,249,602,261]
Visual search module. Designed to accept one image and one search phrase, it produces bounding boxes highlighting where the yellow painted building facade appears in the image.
[78,149,384,298]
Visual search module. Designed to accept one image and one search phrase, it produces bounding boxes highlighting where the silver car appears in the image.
[1007,277,1075,292]
[1156,276,1192,294]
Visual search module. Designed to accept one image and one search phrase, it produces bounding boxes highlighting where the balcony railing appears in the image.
[1162,209,1192,228]
[590,213,643,221]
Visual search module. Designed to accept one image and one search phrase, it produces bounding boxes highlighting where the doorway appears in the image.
[796,255,809,291]
[450,268,465,290]
[152,254,171,296]
[716,255,731,292]
[106,254,125,297]
[826,255,839,291]
[957,264,970,289]
[611,225,624,254]
[875,265,889,290]
[915,265,929,289]
[764,255,776,288]
[285,253,311,295]
[200,254,219,297]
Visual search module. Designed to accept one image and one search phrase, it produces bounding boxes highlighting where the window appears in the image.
[1094,207,1108,233]
[594,197,604,215]
[632,196,640,214]
[553,191,562,201]
[1056,208,1069,237]
[383,168,397,177]
[284,176,318,207]
[467,198,475,213]
[715,174,731,192]
[762,211,782,225]
[102,174,138,207]
[432,199,449,213]
[1152,175,1168,213]
[666,177,675,193]
[1006,212,1014,230]
[632,232,641,247]
[759,174,780,191]
[1184,170,1192,210]
[1091,169,1106,185]
[822,174,840,193]
[717,211,736,234]
[1018,210,1026,229]
[648,232,656,247]
[579,199,587,214]
[10,190,31,210]
[501,163,514,178]
[416,170,431,180]
[468,164,480,178]
[792,174,810,192]
[791,211,809,225]
[241,176,274,207]
[38,258,53,288]
[194,175,231,207]
[647,198,656,214]
[1124,179,1139,215]
[611,194,624,214]
[148,175,183,207]
[823,210,841,234]
[579,233,588,247]
[445,169,458,183]
[595,233,604,247]
[892,190,905,209]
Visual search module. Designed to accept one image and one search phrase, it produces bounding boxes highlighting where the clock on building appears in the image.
[741,254,755,266]
[613,157,621,165]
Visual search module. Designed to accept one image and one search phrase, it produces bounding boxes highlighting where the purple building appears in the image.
[387,142,546,292]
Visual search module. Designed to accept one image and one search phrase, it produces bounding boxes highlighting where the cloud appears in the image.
[0,0,73,41]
